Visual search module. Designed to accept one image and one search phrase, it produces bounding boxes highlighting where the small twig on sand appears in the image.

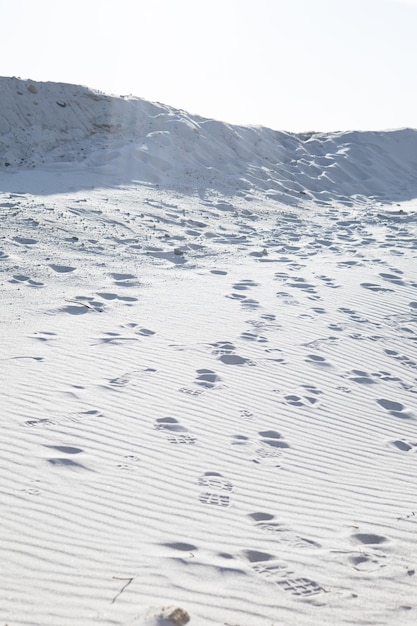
[65,299,95,310]
[111,576,134,604]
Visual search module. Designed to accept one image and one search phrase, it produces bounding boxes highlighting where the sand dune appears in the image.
[1,77,417,626]
[2,77,417,201]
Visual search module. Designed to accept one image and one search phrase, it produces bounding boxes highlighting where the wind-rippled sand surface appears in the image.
[1,78,417,626]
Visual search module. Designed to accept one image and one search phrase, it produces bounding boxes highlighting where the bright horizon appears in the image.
[2,0,417,132]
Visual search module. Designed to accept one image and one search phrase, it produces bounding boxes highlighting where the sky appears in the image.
[2,0,417,132]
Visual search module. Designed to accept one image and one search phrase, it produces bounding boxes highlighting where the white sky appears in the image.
[2,0,417,132]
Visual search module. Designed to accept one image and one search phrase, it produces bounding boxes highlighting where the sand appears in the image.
[1,77,417,626]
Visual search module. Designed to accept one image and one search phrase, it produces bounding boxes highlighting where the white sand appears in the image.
[1,77,417,626]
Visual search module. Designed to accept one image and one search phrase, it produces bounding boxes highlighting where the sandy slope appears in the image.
[1,78,417,626]
[2,76,417,202]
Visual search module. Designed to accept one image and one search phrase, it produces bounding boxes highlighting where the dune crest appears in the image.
[1,76,417,202]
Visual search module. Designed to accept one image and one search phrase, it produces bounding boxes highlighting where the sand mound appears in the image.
[1,77,417,202]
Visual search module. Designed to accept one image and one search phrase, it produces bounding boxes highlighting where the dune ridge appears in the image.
[1,76,417,202]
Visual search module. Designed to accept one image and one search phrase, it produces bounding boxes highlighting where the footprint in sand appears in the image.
[21,486,42,496]
[210,340,235,356]
[342,369,379,385]
[352,532,388,546]
[283,384,323,408]
[240,331,268,343]
[275,290,300,306]
[315,274,341,289]
[47,458,91,470]
[110,272,141,287]
[226,280,260,310]
[260,313,277,322]
[120,322,156,336]
[304,354,332,368]
[276,273,320,300]
[275,577,325,597]
[248,512,321,549]
[30,331,57,343]
[232,279,260,291]
[194,369,223,389]
[44,445,91,471]
[244,550,294,579]
[198,492,231,507]
[303,335,339,349]
[44,445,83,455]
[253,445,285,467]
[61,409,103,425]
[13,236,38,246]
[348,331,385,343]
[384,349,417,372]
[245,313,281,333]
[226,292,260,310]
[97,292,138,306]
[93,332,139,346]
[162,541,198,553]
[109,367,157,388]
[198,471,233,491]
[264,347,286,364]
[253,431,290,467]
[178,386,204,396]
[49,264,76,273]
[210,341,256,366]
[198,472,233,507]
[179,368,223,395]
[337,260,361,268]
[112,371,136,387]
[8,274,44,288]
[360,282,394,293]
[231,435,250,447]
[376,398,414,420]
[328,322,345,332]
[154,417,196,444]
[23,418,56,428]
[346,553,387,572]
[243,550,324,597]
[154,417,187,433]
[379,271,407,286]
[342,369,414,394]
[257,430,289,448]
[136,328,155,336]
[274,271,290,282]
[390,440,417,453]
[337,307,371,325]
[231,430,290,467]
[338,531,390,572]
[220,353,255,365]
[24,409,102,429]
[117,454,140,470]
